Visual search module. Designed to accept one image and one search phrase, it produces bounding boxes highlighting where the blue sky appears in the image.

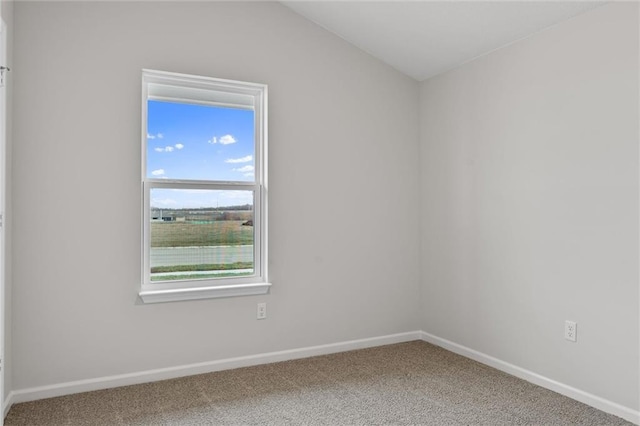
[147,100,255,209]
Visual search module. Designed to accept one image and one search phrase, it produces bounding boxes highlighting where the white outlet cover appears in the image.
[257,303,267,320]
[564,320,577,342]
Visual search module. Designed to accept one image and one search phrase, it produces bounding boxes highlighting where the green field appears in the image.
[150,220,253,247]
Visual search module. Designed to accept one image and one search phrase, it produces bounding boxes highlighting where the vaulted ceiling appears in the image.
[282,1,606,81]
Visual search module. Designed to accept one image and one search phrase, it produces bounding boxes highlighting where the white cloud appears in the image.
[147,132,163,140]
[154,144,182,153]
[208,135,236,145]
[233,165,254,173]
[157,133,164,139]
[244,173,255,178]
[219,134,237,145]
[151,169,165,176]
[225,155,253,164]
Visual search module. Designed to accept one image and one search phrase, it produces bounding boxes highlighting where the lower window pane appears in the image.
[149,188,254,282]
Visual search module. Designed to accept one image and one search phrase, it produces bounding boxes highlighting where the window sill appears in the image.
[139,282,271,304]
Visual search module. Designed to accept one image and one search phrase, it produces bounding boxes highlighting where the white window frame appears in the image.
[139,69,269,303]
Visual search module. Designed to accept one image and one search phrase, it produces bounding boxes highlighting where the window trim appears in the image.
[139,69,270,304]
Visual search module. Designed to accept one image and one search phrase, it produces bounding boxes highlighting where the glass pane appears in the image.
[147,100,255,182]
[149,188,254,282]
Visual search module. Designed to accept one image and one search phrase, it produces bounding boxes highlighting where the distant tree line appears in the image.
[151,206,252,222]
[151,204,252,212]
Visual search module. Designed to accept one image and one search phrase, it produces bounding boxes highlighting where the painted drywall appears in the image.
[11,1,421,390]
[420,2,638,411]
[1,0,13,409]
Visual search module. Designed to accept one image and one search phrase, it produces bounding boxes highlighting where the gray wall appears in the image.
[11,1,421,390]
[419,2,639,410]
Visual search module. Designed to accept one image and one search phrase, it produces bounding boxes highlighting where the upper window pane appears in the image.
[146,100,255,182]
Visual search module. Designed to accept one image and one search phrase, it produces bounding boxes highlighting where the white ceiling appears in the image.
[282,1,606,81]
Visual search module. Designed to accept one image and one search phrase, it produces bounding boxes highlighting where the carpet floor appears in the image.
[4,341,632,425]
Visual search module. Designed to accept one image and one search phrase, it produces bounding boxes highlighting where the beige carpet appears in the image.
[5,341,632,425]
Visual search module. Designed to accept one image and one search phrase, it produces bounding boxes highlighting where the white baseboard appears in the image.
[3,392,13,419]
[419,331,640,425]
[4,331,421,411]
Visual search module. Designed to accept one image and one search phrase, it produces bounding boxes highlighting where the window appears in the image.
[139,69,269,303]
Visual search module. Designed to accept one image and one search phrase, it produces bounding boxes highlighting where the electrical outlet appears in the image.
[257,302,267,320]
[564,320,577,342]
